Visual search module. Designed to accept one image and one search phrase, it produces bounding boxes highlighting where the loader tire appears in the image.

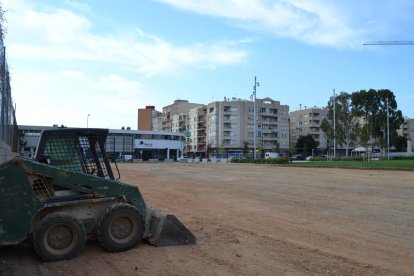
[32,212,86,261]
[97,203,144,252]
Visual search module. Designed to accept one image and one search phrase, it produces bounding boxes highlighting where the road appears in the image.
[1,163,413,275]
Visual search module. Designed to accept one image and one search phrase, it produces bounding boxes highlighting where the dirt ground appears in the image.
[1,163,413,275]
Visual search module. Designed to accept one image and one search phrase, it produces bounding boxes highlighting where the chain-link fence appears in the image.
[0,40,18,163]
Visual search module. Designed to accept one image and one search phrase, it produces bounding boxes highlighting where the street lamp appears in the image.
[386,98,390,160]
[253,76,259,159]
[332,89,336,158]
[87,114,90,128]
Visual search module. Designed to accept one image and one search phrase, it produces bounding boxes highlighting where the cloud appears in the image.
[60,70,85,80]
[155,0,410,48]
[3,0,248,76]
[10,69,155,128]
[63,0,92,13]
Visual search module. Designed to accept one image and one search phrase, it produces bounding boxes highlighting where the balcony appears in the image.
[223,131,231,137]
[261,116,278,123]
[223,106,231,113]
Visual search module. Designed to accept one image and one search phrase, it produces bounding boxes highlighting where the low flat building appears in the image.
[18,125,184,161]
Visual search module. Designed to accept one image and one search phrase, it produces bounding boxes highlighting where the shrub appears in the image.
[392,156,414,160]
[230,157,289,165]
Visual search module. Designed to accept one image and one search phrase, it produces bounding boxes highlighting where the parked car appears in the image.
[178,156,189,163]
[292,154,304,160]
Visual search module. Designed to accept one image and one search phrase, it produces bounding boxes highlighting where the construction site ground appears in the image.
[1,162,413,275]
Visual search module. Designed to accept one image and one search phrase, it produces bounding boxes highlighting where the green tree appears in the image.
[352,89,404,152]
[242,141,249,158]
[321,92,360,157]
[295,135,318,156]
[274,141,280,153]
[394,136,407,152]
[219,140,225,156]
[357,124,371,161]
[207,143,212,157]
[257,141,263,158]
[320,118,333,152]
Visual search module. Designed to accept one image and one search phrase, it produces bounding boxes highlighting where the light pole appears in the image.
[87,114,90,128]
[253,76,259,159]
[332,89,336,158]
[386,98,390,160]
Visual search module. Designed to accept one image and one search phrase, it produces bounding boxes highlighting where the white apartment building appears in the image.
[161,100,203,132]
[188,106,207,156]
[289,107,327,151]
[398,117,414,152]
[206,97,289,157]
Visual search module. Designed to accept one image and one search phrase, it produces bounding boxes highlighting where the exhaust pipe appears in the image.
[145,208,196,246]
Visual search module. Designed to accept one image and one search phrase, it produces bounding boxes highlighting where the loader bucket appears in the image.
[145,208,196,247]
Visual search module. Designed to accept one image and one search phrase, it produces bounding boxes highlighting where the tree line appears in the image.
[318,89,405,156]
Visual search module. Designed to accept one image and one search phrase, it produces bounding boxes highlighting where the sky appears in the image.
[2,0,414,129]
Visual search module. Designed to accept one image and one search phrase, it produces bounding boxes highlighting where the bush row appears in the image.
[310,156,414,161]
[310,156,364,162]
[230,157,290,164]
[391,156,414,160]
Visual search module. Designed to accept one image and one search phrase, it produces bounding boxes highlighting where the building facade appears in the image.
[18,125,184,161]
[398,117,414,152]
[160,100,203,133]
[206,97,289,157]
[188,106,207,157]
[137,106,156,131]
[289,107,327,152]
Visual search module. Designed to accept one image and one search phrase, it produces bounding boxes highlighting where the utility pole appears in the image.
[253,76,259,159]
[333,89,336,158]
[386,98,390,160]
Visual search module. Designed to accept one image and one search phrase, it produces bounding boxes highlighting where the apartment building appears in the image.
[289,107,327,151]
[161,100,203,132]
[408,119,414,152]
[398,117,414,152]
[137,106,158,131]
[206,97,289,157]
[188,106,207,156]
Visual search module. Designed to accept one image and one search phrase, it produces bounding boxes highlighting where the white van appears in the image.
[265,152,279,159]
[122,155,133,161]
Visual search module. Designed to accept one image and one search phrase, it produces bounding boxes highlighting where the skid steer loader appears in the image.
[0,128,195,261]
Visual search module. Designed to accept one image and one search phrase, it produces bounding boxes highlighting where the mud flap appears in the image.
[145,208,196,247]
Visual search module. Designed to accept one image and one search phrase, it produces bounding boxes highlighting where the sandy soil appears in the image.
[1,163,413,275]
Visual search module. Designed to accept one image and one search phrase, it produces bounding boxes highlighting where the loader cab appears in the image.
[34,128,117,180]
